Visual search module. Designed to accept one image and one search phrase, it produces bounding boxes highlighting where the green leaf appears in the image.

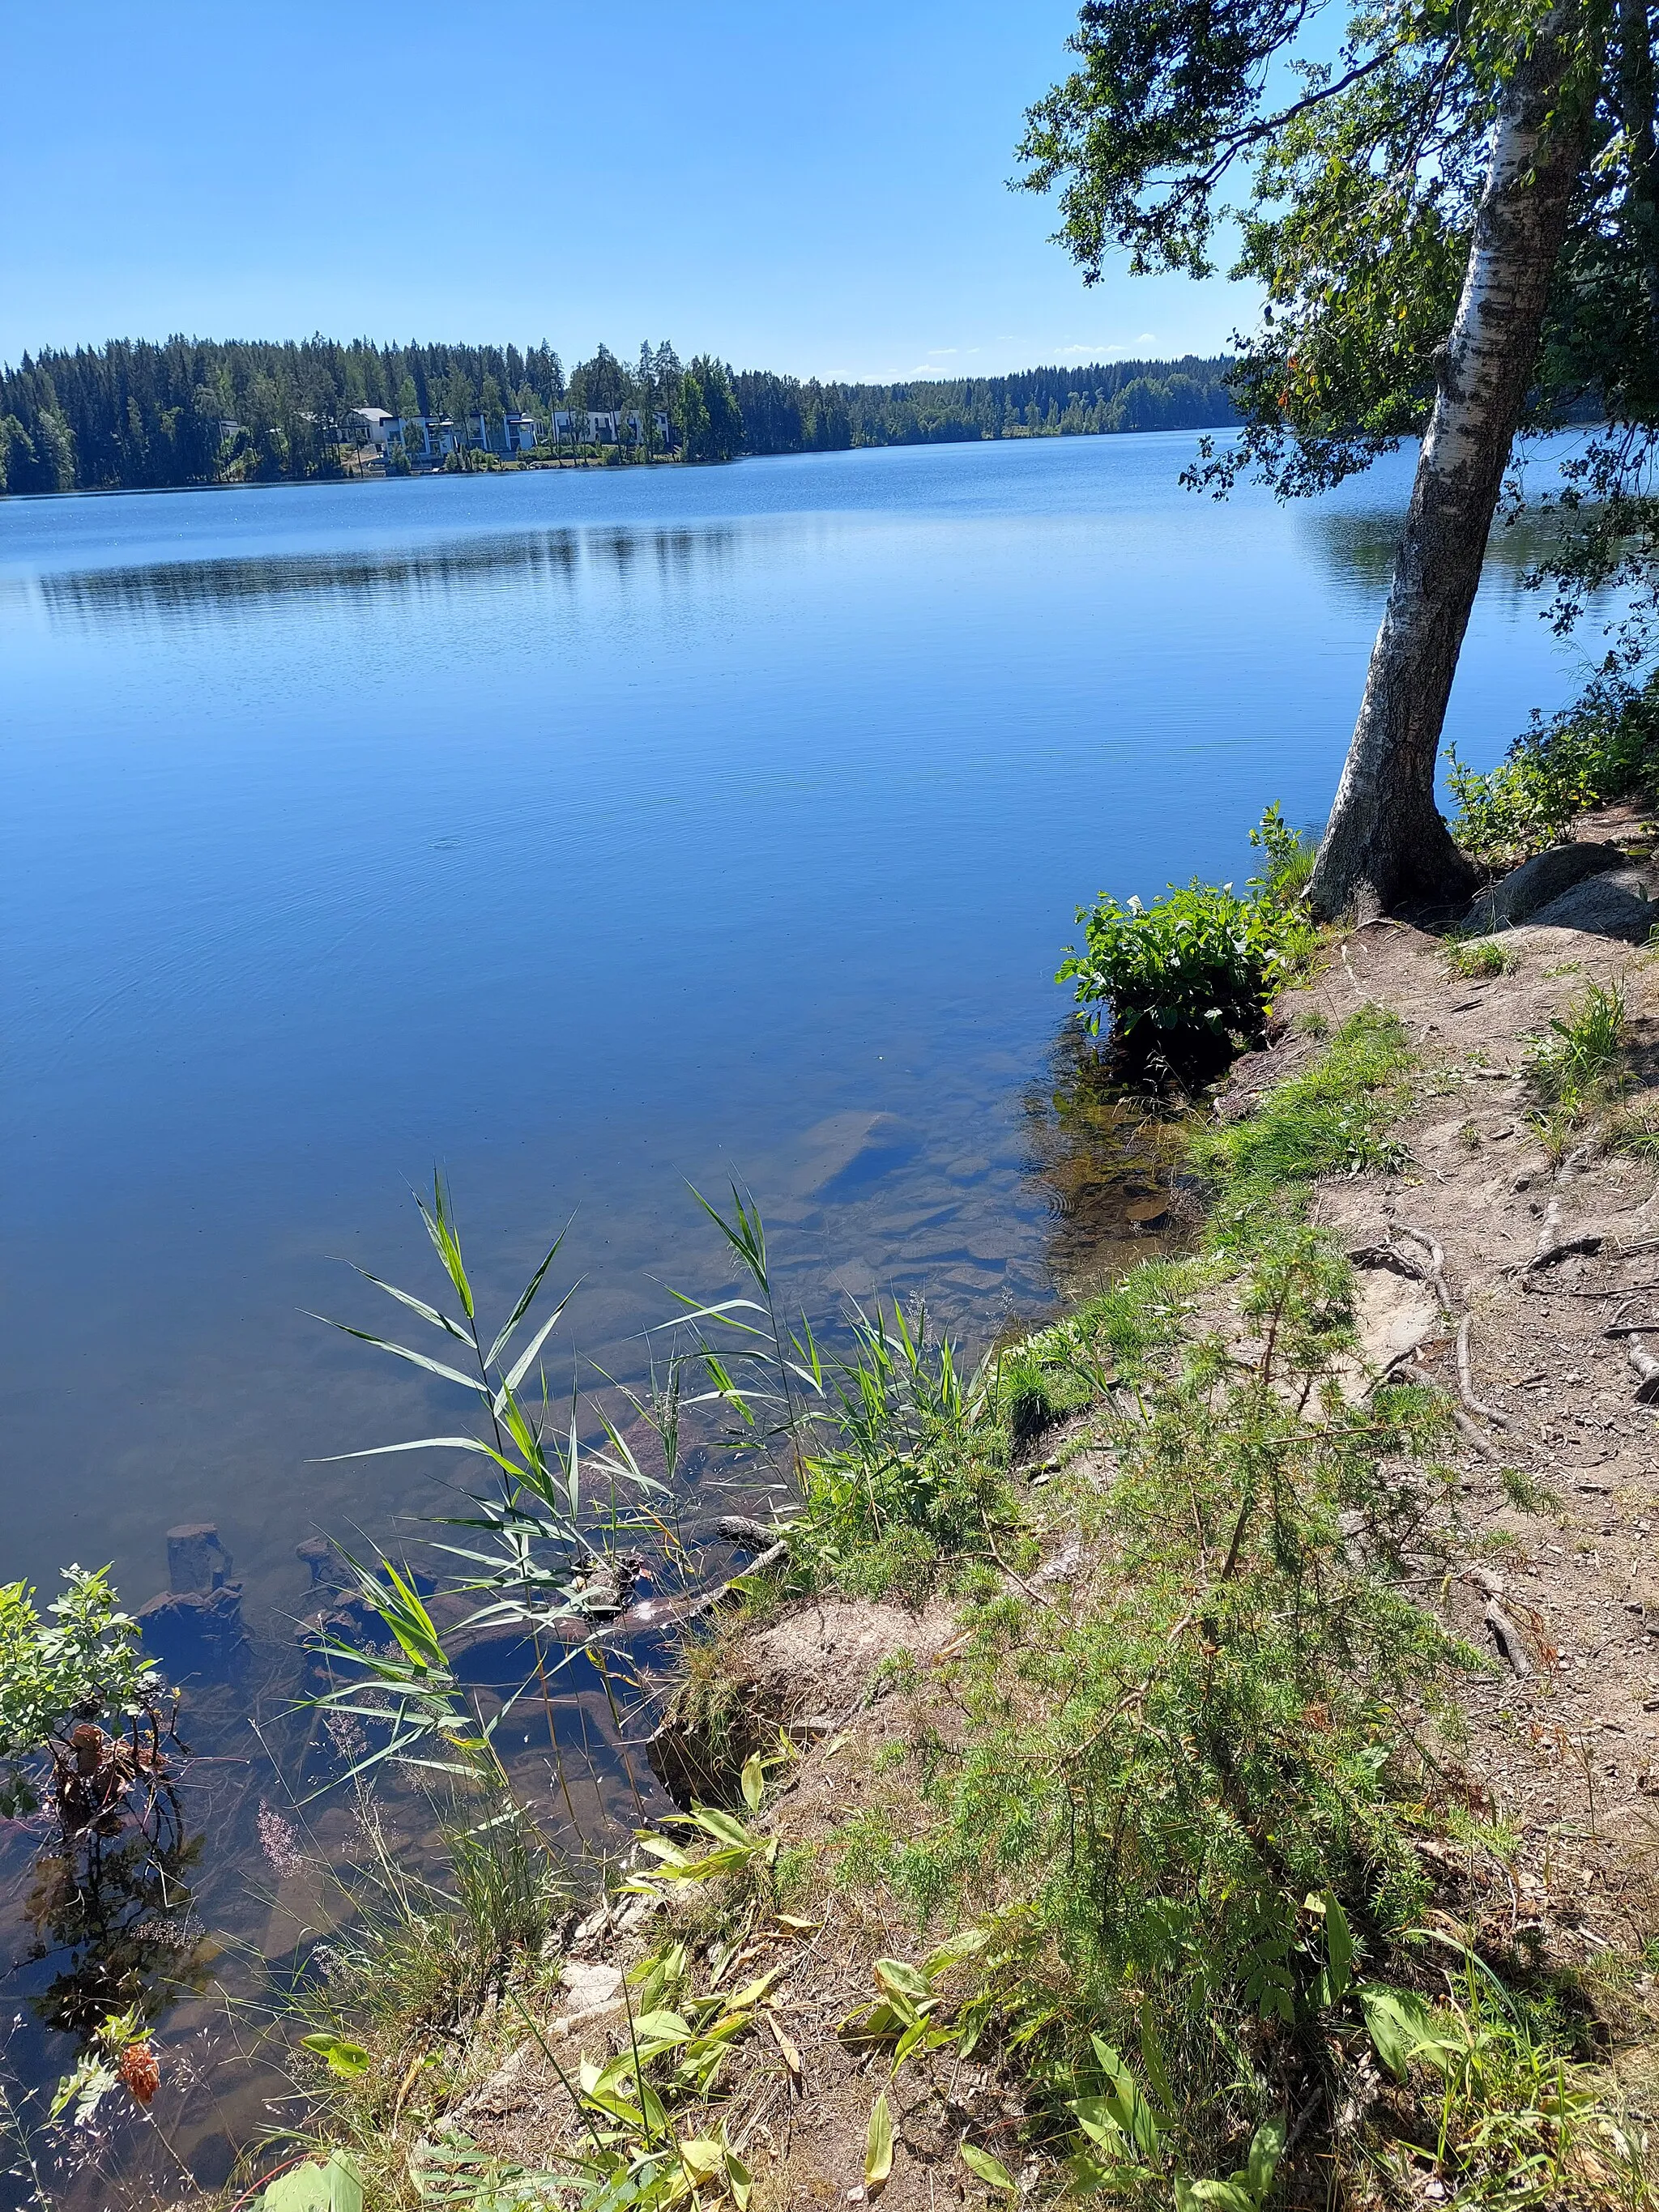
[484,1228,569,1368]
[1183,2182,1256,2212]
[299,2033,373,2081]
[1322,1890,1354,2005]
[305,1316,486,1397]
[1246,2115,1286,2200]
[325,2153,364,2212]
[1357,1983,1440,2082]
[865,2091,894,2187]
[262,2165,334,2212]
[873,1958,931,2004]
[740,1750,766,1813]
[500,1282,579,1397]
[960,2142,1016,2193]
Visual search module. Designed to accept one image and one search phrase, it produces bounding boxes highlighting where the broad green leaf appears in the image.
[1246,2115,1287,2200]
[325,2153,364,2212]
[865,2091,894,2187]
[921,1925,990,1978]
[873,1958,931,2004]
[1323,1890,1354,2005]
[960,2142,1016,2193]
[299,2033,372,2081]
[1184,2182,1255,2212]
[724,2146,753,2209]
[682,1806,757,1852]
[740,1750,766,1812]
[262,2166,333,2212]
[677,2139,725,2183]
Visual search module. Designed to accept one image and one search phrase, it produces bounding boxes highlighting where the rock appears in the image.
[1527,868,1657,944]
[560,1960,622,2006]
[296,1536,343,1588]
[1465,842,1628,933]
[137,1583,246,1675]
[166,1523,232,1593]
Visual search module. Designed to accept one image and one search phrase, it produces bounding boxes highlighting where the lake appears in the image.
[0,430,1592,2189]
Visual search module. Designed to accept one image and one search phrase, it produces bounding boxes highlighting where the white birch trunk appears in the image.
[1309,13,1587,919]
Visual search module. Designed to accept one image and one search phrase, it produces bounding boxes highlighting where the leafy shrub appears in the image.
[1447,669,1659,868]
[0,1568,164,1819]
[1059,807,1316,1048]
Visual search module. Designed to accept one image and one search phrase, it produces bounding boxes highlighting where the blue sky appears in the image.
[0,0,1247,381]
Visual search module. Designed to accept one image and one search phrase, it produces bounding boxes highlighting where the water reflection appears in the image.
[32,522,740,628]
[1020,1024,1198,1297]
[1304,501,1573,601]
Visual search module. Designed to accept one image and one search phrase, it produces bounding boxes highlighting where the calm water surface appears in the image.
[0,433,1593,2189]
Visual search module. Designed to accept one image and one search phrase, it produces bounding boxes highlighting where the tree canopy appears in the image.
[1020,0,1659,910]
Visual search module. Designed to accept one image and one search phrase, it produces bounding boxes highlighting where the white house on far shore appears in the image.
[344,406,543,458]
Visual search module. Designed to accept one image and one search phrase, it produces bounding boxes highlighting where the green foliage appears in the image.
[1246,800,1318,907]
[0,1568,163,1818]
[1059,805,1316,1046]
[1193,1004,1414,1213]
[1447,935,1515,979]
[1525,979,1629,1118]
[997,1340,1094,1452]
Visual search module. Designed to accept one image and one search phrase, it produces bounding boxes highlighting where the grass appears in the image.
[1448,935,1518,980]
[1525,980,1631,1165]
[267,1004,1654,2212]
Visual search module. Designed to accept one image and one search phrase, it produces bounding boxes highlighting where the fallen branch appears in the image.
[1520,1196,1604,1283]
[1628,1336,1659,1404]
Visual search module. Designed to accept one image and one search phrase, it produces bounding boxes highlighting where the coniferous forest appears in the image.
[0,334,1238,492]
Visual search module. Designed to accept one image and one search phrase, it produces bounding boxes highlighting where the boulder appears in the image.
[1526,867,1657,944]
[137,1582,246,1675]
[1465,842,1627,934]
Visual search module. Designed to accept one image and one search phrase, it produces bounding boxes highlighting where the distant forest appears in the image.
[0,335,1239,494]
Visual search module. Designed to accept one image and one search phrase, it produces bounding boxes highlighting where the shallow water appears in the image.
[0,433,1595,2191]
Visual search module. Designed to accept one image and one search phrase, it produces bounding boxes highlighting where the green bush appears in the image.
[1447,669,1659,867]
[0,1568,164,1819]
[1059,808,1316,1046]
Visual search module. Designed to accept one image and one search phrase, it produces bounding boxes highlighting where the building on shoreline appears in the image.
[345,407,544,459]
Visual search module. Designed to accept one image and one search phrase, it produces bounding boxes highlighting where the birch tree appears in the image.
[1020,0,1635,917]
